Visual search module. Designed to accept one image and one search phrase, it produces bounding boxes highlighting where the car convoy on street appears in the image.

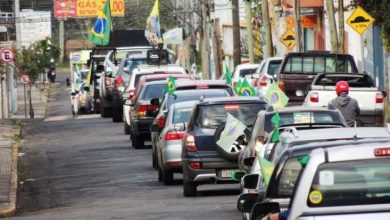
[68,47,389,220]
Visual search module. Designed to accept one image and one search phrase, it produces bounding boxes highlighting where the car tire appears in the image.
[131,134,144,149]
[162,168,174,185]
[157,168,163,182]
[214,123,251,161]
[124,122,130,135]
[112,103,123,122]
[152,152,157,169]
[183,180,197,197]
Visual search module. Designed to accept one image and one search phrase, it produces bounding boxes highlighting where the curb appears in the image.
[0,142,19,218]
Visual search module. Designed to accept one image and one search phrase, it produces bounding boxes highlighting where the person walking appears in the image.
[328,81,360,127]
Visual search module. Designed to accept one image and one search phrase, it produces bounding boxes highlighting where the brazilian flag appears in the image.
[89,0,112,46]
[238,79,256,96]
[234,78,242,94]
[264,82,289,109]
[165,75,176,95]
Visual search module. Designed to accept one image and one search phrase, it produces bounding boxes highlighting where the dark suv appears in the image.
[181,97,267,196]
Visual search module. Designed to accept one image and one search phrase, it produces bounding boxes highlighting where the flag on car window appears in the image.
[264,82,289,109]
[238,79,256,96]
[217,113,246,153]
[234,78,242,94]
[258,157,275,187]
[165,75,176,95]
[225,65,232,84]
[89,0,112,46]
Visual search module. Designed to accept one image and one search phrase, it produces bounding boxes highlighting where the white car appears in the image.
[253,57,283,98]
[220,63,259,84]
[123,64,186,134]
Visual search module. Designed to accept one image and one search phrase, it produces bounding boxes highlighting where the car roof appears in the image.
[175,80,229,88]
[140,73,189,80]
[280,127,390,144]
[132,65,185,74]
[259,106,336,116]
[235,64,260,69]
[142,80,168,86]
[264,57,284,61]
[199,96,266,105]
[171,100,198,109]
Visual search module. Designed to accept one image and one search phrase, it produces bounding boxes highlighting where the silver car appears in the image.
[156,101,197,185]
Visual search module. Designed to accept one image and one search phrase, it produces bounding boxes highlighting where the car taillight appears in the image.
[257,75,268,87]
[137,104,158,116]
[310,92,319,103]
[376,92,384,103]
[105,77,111,86]
[184,134,197,152]
[374,147,390,157]
[165,131,185,141]
[114,75,123,89]
[189,162,201,169]
[157,116,165,128]
[278,81,285,91]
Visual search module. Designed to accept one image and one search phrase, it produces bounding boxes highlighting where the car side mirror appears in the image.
[232,171,246,181]
[124,99,133,106]
[243,156,256,167]
[237,193,259,213]
[150,98,160,107]
[250,202,280,220]
[243,174,259,190]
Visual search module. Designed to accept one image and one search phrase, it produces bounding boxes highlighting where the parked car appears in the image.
[123,74,191,135]
[237,127,390,220]
[302,73,385,126]
[221,63,260,83]
[151,80,234,169]
[277,51,359,105]
[251,136,390,220]
[154,101,197,185]
[111,55,148,122]
[181,96,267,197]
[253,57,283,98]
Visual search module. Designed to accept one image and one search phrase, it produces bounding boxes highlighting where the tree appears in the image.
[15,38,60,118]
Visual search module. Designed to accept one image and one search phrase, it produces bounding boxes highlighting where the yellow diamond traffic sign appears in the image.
[346,6,375,35]
[280,29,296,51]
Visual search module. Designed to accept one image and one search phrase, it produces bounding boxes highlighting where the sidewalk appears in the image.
[0,121,20,217]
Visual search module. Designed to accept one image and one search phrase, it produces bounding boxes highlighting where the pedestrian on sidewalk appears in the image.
[328,81,360,127]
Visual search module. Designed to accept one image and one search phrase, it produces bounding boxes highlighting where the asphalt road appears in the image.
[10,71,241,220]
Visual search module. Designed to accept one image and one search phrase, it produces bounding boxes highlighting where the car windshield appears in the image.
[239,68,258,77]
[124,58,147,74]
[172,106,193,124]
[195,103,265,129]
[307,158,390,207]
[283,55,356,73]
[139,84,166,101]
[268,60,282,76]
[166,89,229,110]
[264,111,342,133]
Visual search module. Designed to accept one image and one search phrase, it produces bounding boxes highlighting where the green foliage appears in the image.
[15,38,60,84]
[357,1,390,51]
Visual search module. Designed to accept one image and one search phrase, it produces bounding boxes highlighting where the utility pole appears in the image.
[245,0,254,63]
[326,0,338,52]
[15,0,21,49]
[338,0,345,53]
[59,19,65,63]
[292,0,302,52]
[232,0,241,67]
[213,18,223,78]
[262,0,273,58]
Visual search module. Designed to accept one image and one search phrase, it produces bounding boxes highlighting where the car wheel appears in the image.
[152,152,157,169]
[124,122,130,135]
[131,134,144,149]
[157,168,163,182]
[214,123,251,161]
[162,168,174,185]
[183,180,197,197]
[100,99,112,118]
[112,102,123,122]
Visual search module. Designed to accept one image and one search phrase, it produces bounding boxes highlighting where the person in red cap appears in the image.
[328,81,360,127]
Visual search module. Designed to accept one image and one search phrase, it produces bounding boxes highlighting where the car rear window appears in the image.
[314,75,374,87]
[139,84,166,101]
[264,111,343,133]
[177,85,234,96]
[239,68,258,77]
[307,158,390,207]
[283,56,356,74]
[166,89,229,110]
[172,106,193,124]
[124,58,147,75]
[195,103,266,129]
[268,60,282,76]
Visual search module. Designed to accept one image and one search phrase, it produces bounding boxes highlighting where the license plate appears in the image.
[219,169,238,178]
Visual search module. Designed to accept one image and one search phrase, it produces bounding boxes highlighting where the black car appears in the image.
[111,56,147,122]
[129,81,167,148]
[181,97,267,197]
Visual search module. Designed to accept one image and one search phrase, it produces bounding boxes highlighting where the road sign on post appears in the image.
[0,48,15,63]
[20,75,30,84]
[346,6,375,35]
[280,29,296,51]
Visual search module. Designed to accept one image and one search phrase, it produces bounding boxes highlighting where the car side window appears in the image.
[276,157,304,197]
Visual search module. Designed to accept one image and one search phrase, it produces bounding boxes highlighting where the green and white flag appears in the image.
[225,64,232,84]
[217,113,246,153]
[164,75,176,95]
[258,156,275,188]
